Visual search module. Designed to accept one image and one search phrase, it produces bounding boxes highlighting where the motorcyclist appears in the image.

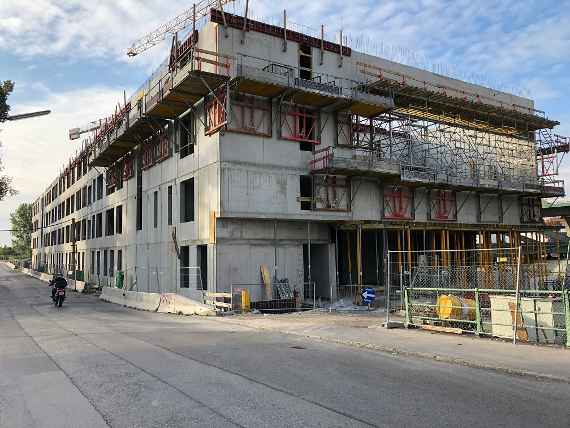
[49,273,68,301]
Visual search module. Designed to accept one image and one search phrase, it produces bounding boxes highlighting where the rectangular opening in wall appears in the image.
[109,250,114,277]
[299,175,313,210]
[167,186,173,225]
[180,245,190,288]
[106,209,114,236]
[96,251,100,276]
[136,156,143,231]
[116,205,122,234]
[180,178,194,223]
[96,213,103,237]
[154,190,158,228]
[117,249,122,272]
[180,114,194,158]
[298,43,312,80]
[197,245,207,291]
[103,250,108,276]
[97,175,103,200]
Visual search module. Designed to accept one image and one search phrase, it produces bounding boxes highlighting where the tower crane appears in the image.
[126,0,234,57]
[69,1,235,140]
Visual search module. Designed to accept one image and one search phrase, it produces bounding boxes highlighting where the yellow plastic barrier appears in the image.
[436,294,476,321]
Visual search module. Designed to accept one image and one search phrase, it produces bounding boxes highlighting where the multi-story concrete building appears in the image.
[31,8,567,304]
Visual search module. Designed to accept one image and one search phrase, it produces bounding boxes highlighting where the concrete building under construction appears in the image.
[30,6,568,305]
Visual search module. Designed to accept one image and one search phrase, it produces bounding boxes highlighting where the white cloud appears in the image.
[0,84,125,245]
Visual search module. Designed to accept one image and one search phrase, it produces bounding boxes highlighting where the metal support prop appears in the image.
[562,289,570,348]
[307,222,311,295]
[512,245,523,345]
[385,250,391,328]
[474,288,483,335]
[404,287,411,327]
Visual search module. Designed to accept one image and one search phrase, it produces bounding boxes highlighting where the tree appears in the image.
[10,203,32,258]
[0,81,16,200]
[0,145,16,201]
[0,80,14,122]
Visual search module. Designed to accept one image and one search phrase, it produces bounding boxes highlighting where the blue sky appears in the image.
[1,0,570,245]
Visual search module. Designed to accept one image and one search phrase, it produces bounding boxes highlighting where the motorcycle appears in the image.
[53,287,66,307]
[49,275,68,308]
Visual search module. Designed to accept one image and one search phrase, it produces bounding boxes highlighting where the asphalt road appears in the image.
[1,265,569,428]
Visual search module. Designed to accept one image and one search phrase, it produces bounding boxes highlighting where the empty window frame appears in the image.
[180,178,195,223]
[136,157,143,230]
[180,246,190,288]
[81,219,87,240]
[106,209,114,236]
[96,213,103,238]
[97,174,104,200]
[109,250,114,277]
[116,205,122,234]
[154,190,159,228]
[117,249,122,272]
[167,185,173,225]
[179,114,195,158]
[299,175,313,211]
[197,245,207,290]
[298,43,312,80]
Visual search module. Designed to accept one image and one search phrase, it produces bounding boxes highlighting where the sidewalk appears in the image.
[216,310,570,383]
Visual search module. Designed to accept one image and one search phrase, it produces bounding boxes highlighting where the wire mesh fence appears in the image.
[387,247,570,347]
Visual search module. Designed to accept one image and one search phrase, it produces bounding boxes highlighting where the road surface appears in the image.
[1,264,568,427]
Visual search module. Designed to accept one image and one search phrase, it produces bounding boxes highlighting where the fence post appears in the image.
[474,288,483,335]
[404,287,411,327]
[562,289,570,348]
[512,245,522,345]
[385,251,391,328]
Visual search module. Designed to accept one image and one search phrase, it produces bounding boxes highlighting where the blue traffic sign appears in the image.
[361,287,376,304]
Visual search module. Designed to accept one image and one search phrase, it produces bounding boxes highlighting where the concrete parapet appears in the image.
[100,287,127,306]
[124,291,161,312]
[100,288,215,316]
[157,293,216,316]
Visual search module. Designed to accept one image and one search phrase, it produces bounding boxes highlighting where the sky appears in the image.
[1,0,570,245]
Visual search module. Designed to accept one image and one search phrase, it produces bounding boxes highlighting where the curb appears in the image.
[212,318,570,385]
